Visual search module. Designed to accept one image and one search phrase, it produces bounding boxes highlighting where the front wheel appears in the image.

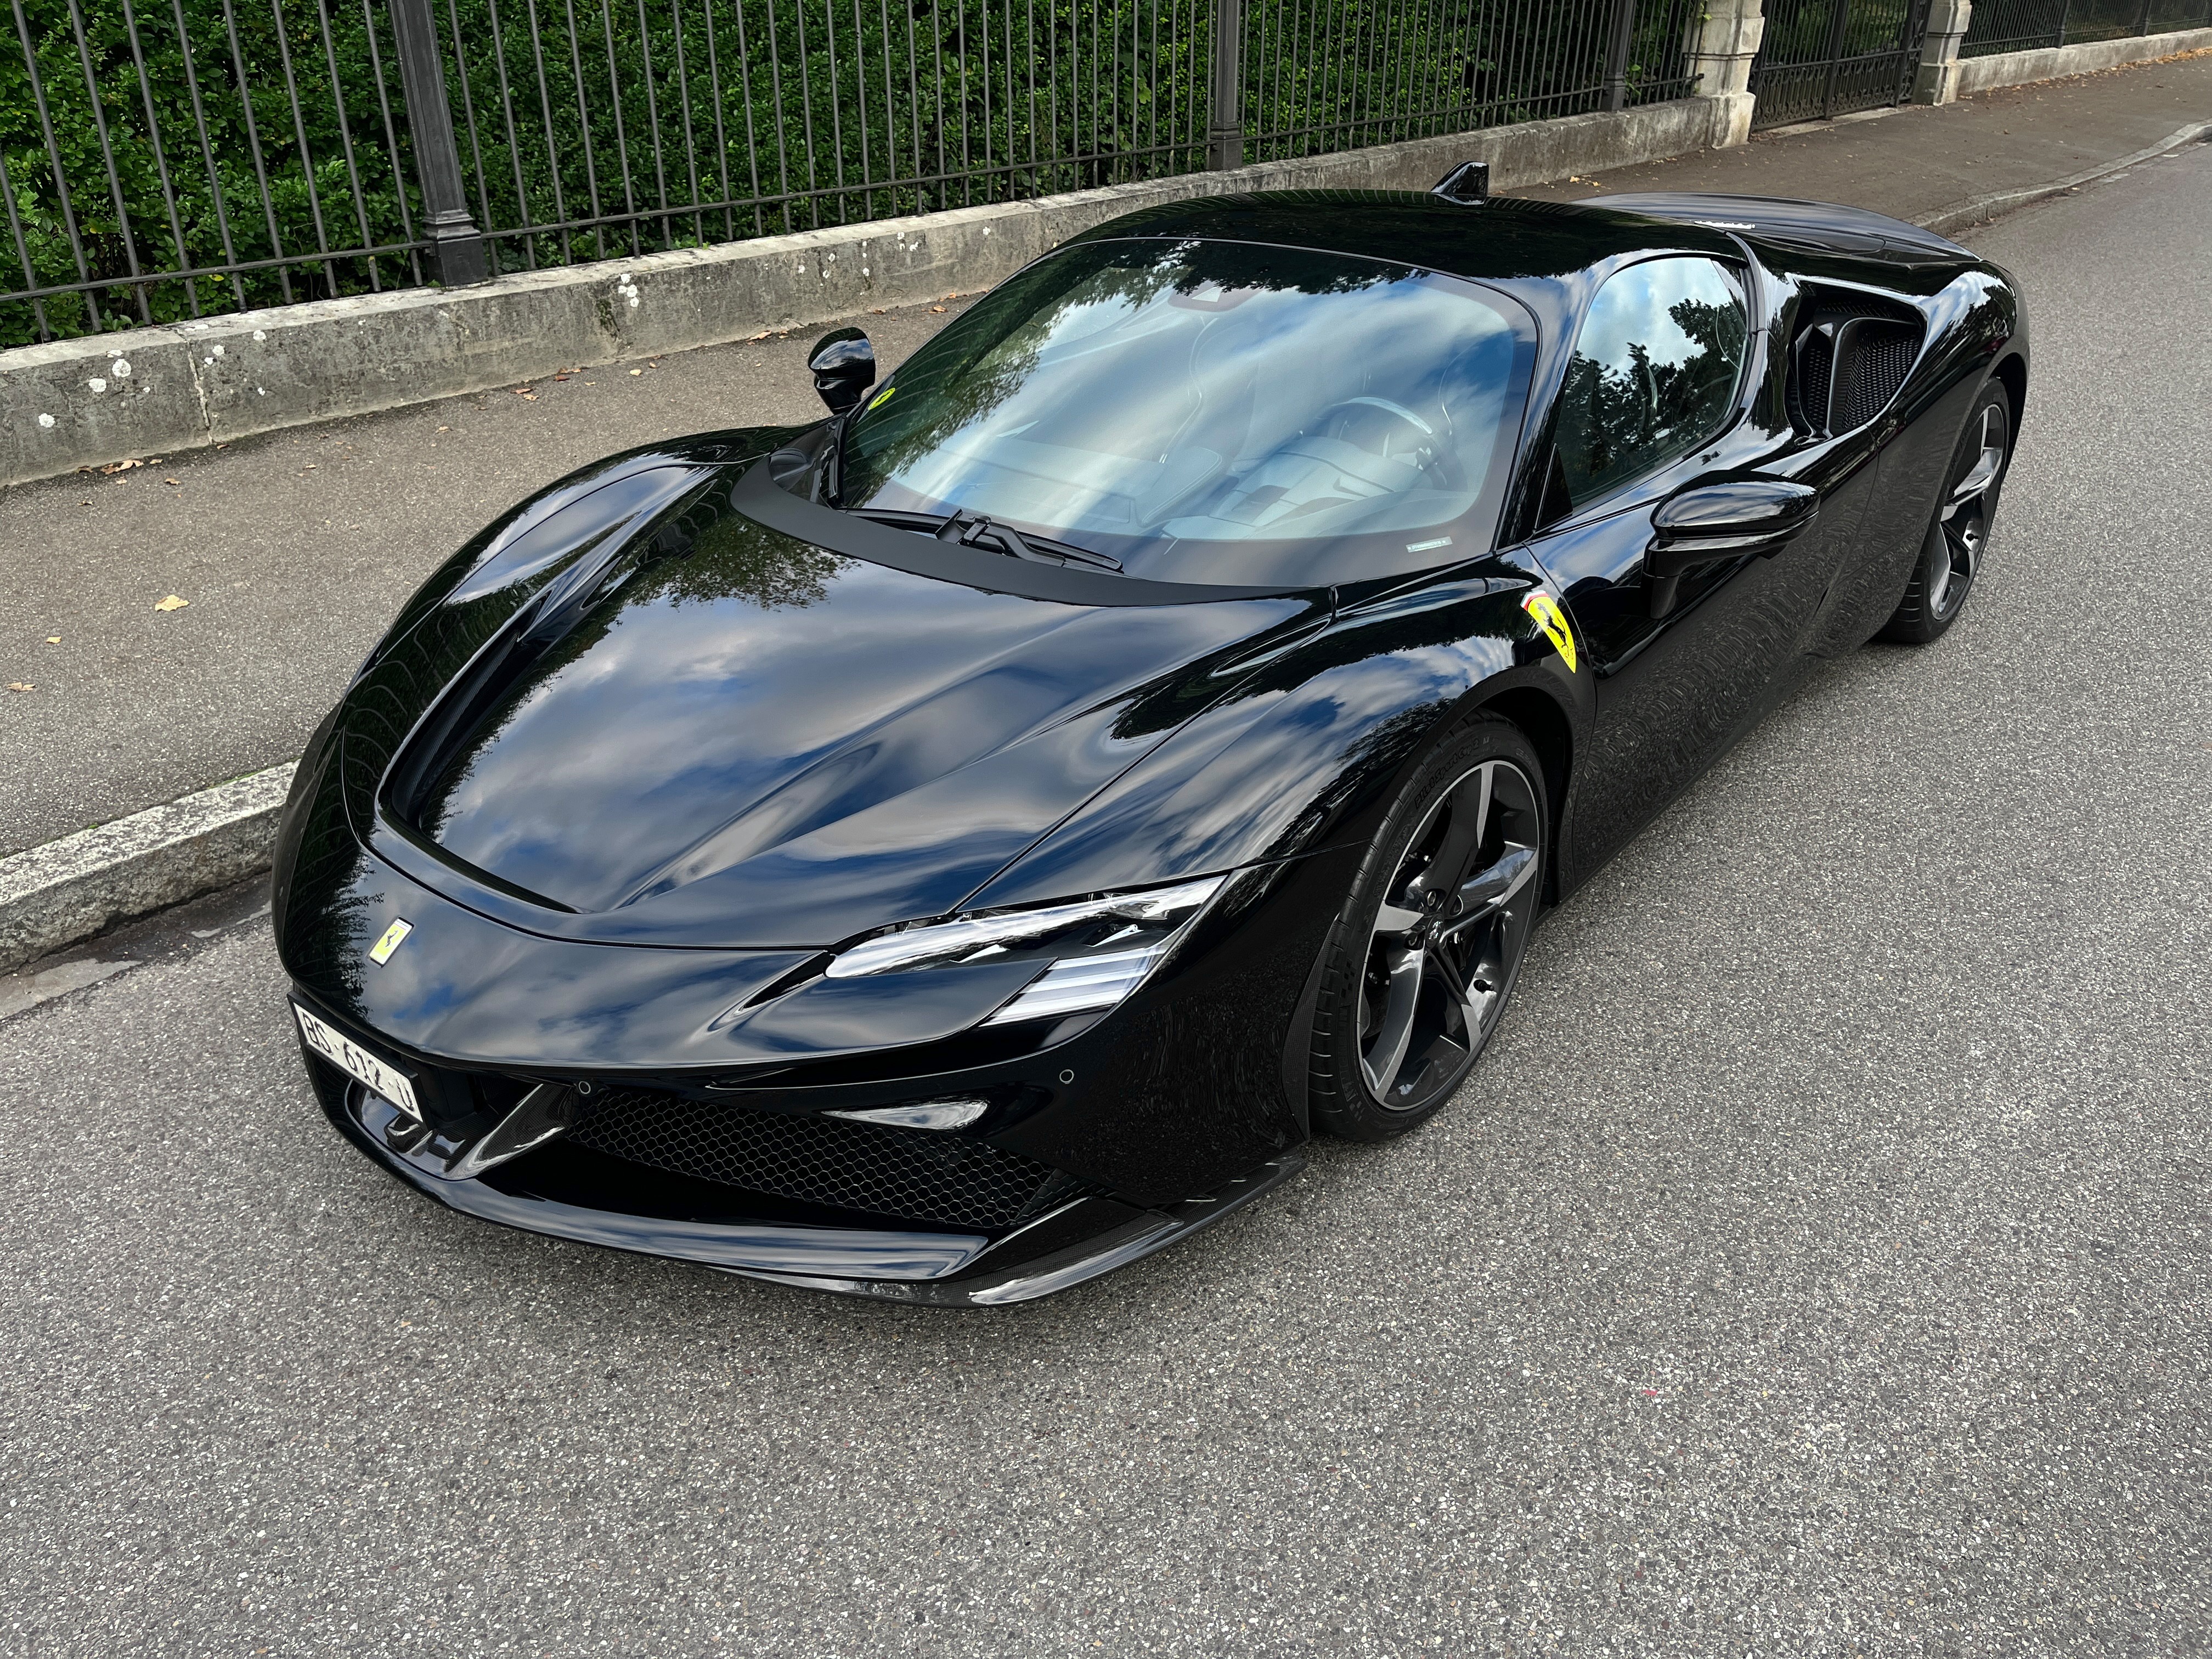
[1878,382,2013,645]
[1306,719,1548,1142]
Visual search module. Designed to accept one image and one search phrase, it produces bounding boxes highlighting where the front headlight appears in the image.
[825,875,1227,1026]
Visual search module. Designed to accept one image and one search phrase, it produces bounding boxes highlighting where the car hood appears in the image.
[369,488,1318,949]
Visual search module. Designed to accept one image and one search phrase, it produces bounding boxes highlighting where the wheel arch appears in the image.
[1472,684,1573,907]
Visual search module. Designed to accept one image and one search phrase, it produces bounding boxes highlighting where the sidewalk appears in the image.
[3,50,2208,860]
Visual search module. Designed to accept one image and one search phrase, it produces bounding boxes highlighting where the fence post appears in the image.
[1685,0,1763,146]
[1604,0,1637,112]
[1207,0,1245,171]
[1912,0,1971,102]
[390,0,487,286]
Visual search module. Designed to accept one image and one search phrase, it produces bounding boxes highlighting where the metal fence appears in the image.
[1960,0,2212,55]
[2,0,1705,348]
[1750,0,1931,127]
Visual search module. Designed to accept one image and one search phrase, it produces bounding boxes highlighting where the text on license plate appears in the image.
[294,1003,421,1120]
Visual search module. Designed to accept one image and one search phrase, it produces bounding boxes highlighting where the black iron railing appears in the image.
[2,0,1705,347]
[1961,0,2212,56]
[1749,0,1931,129]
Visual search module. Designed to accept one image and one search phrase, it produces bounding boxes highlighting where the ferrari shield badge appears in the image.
[368,918,414,965]
[1521,591,1578,674]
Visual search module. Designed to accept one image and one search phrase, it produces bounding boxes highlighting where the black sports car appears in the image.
[274,173,2027,1304]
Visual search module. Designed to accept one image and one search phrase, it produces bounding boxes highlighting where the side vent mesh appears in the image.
[1831,327,1917,433]
[1788,287,1923,438]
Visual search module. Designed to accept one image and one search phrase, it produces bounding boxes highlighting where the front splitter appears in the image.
[307,1043,1301,1304]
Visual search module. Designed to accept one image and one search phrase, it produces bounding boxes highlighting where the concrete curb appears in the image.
[1952,27,2212,100]
[0,93,1747,489]
[0,764,296,974]
[1914,119,2212,234]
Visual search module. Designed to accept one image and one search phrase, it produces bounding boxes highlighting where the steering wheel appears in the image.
[1316,397,1465,488]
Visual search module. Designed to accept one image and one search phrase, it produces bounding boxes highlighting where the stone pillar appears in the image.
[1685,0,1765,148]
[1914,0,1974,104]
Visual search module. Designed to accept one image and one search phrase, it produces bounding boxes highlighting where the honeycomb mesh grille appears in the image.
[1789,287,1922,437]
[1832,325,1917,433]
[567,1089,1083,1230]
[1791,331,1835,432]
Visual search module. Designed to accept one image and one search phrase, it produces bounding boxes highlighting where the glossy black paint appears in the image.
[807,326,877,413]
[274,189,2028,1301]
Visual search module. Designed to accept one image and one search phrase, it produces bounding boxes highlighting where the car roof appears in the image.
[1065,190,1748,283]
[1594,191,1973,261]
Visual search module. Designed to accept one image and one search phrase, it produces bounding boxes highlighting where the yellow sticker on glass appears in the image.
[1521,591,1577,673]
[865,384,895,411]
[369,918,413,965]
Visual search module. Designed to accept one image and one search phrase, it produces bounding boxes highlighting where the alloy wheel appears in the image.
[1357,758,1542,1113]
[1927,402,2008,618]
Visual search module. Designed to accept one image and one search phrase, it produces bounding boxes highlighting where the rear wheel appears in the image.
[1878,382,2013,645]
[1307,719,1547,1142]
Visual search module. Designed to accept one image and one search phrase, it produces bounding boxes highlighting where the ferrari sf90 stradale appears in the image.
[276,168,2026,1302]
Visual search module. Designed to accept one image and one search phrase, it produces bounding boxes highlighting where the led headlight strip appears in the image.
[824,875,1227,1025]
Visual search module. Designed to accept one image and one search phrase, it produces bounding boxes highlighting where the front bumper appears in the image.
[303,1046,1298,1305]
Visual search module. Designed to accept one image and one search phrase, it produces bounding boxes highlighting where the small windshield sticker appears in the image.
[1521,591,1578,673]
[1404,535,1453,555]
[369,918,414,964]
[866,385,895,411]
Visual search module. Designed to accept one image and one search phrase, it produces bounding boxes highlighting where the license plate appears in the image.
[294,1003,421,1120]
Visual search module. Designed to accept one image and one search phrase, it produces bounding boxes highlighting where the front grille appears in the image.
[567,1089,1085,1230]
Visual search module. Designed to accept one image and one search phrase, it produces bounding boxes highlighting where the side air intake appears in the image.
[1787,288,1923,439]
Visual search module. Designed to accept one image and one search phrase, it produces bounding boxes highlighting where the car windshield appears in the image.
[837,239,1537,587]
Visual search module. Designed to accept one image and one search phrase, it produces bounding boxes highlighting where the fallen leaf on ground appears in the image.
[155,594,189,612]
[512,387,533,395]
[302,463,317,470]
[748,331,770,341]
[46,636,60,644]
[930,306,946,313]
[164,477,180,486]
[99,458,142,475]
[7,682,32,692]
[629,368,642,376]
[437,425,450,432]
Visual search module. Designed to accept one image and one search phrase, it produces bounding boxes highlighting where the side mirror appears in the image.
[808,327,876,415]
[1646,478,1818,617]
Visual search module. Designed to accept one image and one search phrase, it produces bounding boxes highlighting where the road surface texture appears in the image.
[2,47,2208,857]
[4,123,2211,1659]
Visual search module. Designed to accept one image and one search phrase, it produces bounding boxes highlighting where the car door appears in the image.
[1515,253,1853,879]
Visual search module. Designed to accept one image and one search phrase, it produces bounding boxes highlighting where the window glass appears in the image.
[837,240,1536,586]
[1552,257,1747,513]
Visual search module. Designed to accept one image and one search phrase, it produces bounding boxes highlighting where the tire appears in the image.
[1878,381,2013,645]
[1307,717,1548,1143]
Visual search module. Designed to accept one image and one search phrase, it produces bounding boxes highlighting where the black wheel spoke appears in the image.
[1357,756,1541,1113]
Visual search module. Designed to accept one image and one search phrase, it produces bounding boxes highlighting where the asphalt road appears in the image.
[4,142,2211,1658]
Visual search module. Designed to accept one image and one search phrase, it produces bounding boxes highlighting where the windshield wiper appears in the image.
[851,507,1123,573]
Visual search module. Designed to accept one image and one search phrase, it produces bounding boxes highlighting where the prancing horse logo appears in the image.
[369,919,414,964]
